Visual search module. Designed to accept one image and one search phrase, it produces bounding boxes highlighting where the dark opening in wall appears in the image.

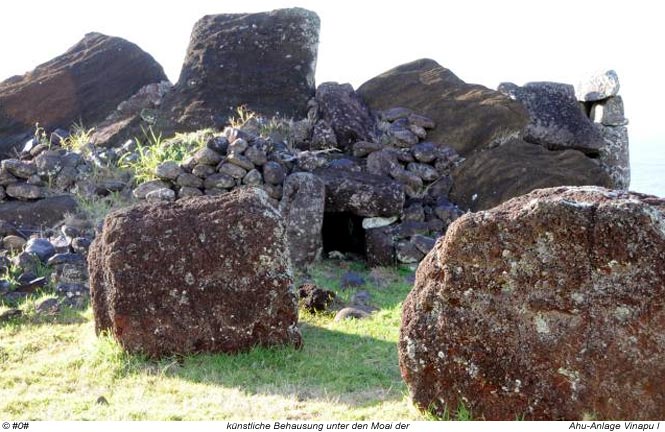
[322,212,366,257]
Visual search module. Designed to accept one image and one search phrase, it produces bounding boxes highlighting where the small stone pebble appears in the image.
[341,271,365,289]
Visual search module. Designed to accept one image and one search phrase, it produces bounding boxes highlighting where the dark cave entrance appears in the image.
[321,212,366,257]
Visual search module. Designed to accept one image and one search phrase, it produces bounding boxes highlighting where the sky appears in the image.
[1,0,663,194]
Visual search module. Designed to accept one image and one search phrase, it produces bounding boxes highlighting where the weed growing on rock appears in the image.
[60,123,95,155]
[119,127,214,184]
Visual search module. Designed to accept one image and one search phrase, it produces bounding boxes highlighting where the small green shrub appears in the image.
[60,123,95,155]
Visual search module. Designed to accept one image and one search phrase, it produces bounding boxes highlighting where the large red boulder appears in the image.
[399,186,665,420]
[89,188,301,357]
[0,32,167,157]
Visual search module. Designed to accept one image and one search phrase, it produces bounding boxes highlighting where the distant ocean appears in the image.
[630,141,665,198]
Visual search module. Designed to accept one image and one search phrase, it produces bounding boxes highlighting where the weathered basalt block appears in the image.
[89,188,302,357]
[157,8,320,132]
[450,139,612,211]
[314,168,404,217]
[315,82,375,150]
[0,195,78,230]
[498,81,604,154]
[400,186,665,420]
[279,173,326,268]
[357,59,528,157]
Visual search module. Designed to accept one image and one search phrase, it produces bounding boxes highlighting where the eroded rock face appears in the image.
[0,32,167,157]
[279,173,325,268]
[357,59,528,157]
[450,139,612,211]
[399,186,665,420]
[158,8,320,132]
[498,82,604,154]
[89,188,301,357]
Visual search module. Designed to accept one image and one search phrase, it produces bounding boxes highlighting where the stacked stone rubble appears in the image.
[576,70,630,189]
[0,220,93,309]
[0,131,130,203]
[131,101,465,267]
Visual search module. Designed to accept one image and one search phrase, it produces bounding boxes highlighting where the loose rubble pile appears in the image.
[0,219,93,316]
[0,130,130,204]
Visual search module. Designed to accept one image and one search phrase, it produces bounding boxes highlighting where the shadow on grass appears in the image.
[116,321,407,407]
[307,259,416,312]
[0,297,90,328]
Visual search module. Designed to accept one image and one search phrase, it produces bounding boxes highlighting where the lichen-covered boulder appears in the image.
[89,188,301,357]
[157,8,320,132]
[399,186,665,420]
[498,81,604,154]
[0,32,167,157]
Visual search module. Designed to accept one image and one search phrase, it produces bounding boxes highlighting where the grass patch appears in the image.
[119,127,213,184]
[74,191,135,228]
[0,261,435,420]
[60,123,95,155]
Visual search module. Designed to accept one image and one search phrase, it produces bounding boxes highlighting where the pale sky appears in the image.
[1,0,663,192]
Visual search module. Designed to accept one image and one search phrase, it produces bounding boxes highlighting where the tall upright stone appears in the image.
[279,173,326,269]
[576,71,630,190]
[158,8,320,133]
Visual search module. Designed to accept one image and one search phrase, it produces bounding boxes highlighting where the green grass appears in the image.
[60,123,95,155]
[1,250,53,295]
[0,261,442,420]
[119,127,214,184]
[74,191,135,228]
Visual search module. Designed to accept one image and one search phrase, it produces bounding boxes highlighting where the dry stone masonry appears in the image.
[0,7,656,419]
[0,11,633,273]
[577,70,630,190]
[128,97,465,267]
